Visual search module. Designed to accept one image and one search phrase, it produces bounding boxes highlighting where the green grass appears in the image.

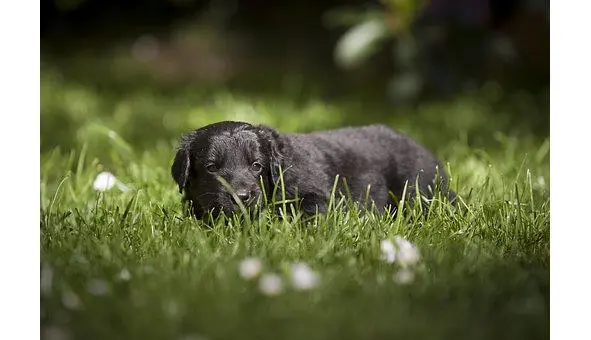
[40,68,550,340]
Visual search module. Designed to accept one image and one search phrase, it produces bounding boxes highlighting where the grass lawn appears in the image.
[40,67,549,340]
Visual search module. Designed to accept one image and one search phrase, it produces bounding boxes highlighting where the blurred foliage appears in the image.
[328,1,440,101]
[43,0,548,107]
[328,0,548,102]
[328,0,426,69]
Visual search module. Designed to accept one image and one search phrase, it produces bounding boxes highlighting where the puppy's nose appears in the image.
[234,189,251,203]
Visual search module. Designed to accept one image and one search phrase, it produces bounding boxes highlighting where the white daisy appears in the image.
[92,172,117,191]
[394,236,421,267]
[92,171,130,192]
[380,239,396,264]
[290,263,320,291]
[239,257,263,280]
[258,273,284,296]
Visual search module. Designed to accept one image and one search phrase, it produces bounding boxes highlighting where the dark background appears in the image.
[41,0,549,137]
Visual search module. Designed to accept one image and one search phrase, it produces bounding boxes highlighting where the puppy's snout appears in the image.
[235,189,251,202]
[230,188,256,205]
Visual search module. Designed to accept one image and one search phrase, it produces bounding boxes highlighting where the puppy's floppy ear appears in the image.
[171,145,191,193]
[255,125,284,184]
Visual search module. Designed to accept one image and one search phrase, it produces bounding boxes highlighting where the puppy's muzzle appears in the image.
[229,187,259,207]
[232,188,251,203]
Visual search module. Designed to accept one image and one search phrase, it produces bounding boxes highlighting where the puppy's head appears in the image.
[171,121,283,218]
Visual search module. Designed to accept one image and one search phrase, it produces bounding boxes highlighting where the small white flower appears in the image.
[116,268,132,281]
[239,257,263,280]
[87,279,110,296]
[93,172,117,191]
[380,239,396,264]
[380,239,395,253]
[382,250,396,264]
[394,236,421,267]
[290,263,320,291]
[394,268,415,285]
[258,273,284,296]
[393,235,413,250]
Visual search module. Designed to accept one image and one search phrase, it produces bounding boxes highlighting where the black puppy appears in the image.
[171,121,455,219]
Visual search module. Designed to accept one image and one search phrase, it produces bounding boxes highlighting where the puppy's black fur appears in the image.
[171,121,455,219]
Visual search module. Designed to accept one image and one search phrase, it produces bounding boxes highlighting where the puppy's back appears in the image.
[288,124,451,200]
[293,124,435,167]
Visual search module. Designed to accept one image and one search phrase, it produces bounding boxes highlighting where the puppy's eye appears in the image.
[250,162,262,172]
[206,164,219,173]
